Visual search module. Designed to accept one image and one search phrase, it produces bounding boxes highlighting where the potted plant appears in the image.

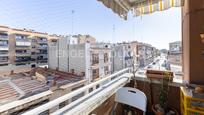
[152,71,178,115]
[146,69,173,82]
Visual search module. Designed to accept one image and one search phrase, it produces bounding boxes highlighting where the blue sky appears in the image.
[0,0,181,49]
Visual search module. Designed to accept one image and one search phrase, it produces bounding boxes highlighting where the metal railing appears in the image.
[22,68,131,115]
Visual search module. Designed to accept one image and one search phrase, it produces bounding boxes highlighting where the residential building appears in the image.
[168,41,182,65]
[48,37,111,83]
[137,43,157,67]
[169,41,182,54]
[111,43,134,73]
[0,31,9,67]
[0,26,57,75]
[111,41,159,73]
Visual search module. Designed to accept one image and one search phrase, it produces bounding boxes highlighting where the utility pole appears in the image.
[68,10,75,72]
[112,24,115,43]
[71,10,75,35]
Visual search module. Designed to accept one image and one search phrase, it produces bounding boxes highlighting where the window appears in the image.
[104,53,108,63]
[92,69,99,80]
[92,53,99,65]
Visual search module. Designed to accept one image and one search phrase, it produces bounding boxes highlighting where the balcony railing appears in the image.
[0,61,9,65]
[0,57,9,64]
[16,53,31,57]
[37,45,48,49]
[0,46,9,50]
[0,36,8,40]
[16,39,31,46]
[22,68,131,115]
[0,53,8,57]
[36,39,47,44]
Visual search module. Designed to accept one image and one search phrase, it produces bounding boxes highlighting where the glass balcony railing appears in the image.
[37,45,48,49]
[0,35,8,40]
[0,45,9,50]
[15,53,31,57]
[36,39,47,44]
[16,41,31,46]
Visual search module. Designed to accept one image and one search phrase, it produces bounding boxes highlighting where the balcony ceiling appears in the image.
[98,0,184,20]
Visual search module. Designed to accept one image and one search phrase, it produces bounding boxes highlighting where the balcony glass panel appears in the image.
[0,41,9,50]
[37,37,47,43]
[0,33,8,40]
[0,57,8,62]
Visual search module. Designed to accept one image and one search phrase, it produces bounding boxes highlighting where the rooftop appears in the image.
[0,67,84,105]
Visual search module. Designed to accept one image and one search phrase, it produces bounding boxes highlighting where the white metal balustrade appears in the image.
[22,68,132,115]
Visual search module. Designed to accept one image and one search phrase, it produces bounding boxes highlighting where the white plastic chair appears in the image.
[114,87,147,115]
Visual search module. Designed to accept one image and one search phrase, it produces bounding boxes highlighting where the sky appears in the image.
[0,0,181,49]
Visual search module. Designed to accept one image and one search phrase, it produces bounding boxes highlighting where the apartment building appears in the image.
[0,26,55,75]
[137,42,158,67]
[48,37,111,83]
[0,31,9,67]
[168,41,182,65]
[111,41,159,72]
[111,43,134,73]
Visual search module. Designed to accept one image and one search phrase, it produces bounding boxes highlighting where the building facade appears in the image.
[48,37,111,83]
[111,43,134,73]
[0,26,56,75]
[168,41,182,65]
[137,43,158,67]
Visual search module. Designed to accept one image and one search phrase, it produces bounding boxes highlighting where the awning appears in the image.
[98,0,184,20]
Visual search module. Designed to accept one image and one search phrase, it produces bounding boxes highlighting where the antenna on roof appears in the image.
[112,24,115,43]
[71,10,75,36]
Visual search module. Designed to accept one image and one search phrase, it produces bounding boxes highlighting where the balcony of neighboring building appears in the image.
[36,37,48,44]
[0,50,9,57]
[15,45,31,50]
[36,55,48,63]
[0,41,9,51]
[15,56,31,65]
[15,35,31,47]
[0,33,8,41]
[36,44,48,50]
[36,50,48,55]
[0,56,9,65]
[15,50,31,57]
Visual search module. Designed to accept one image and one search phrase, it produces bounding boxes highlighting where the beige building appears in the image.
[0,25,58,75]
[48,37,111,83]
